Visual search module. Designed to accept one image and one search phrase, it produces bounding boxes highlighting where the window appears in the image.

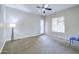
[52,16,65,33]
[40,20,44,34]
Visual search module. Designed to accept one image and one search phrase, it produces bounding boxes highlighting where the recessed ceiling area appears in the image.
[4,4,77,16]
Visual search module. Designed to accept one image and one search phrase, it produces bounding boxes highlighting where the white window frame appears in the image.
[52,16,65,33]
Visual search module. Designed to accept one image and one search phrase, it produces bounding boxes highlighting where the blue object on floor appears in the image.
[69,35,79,46]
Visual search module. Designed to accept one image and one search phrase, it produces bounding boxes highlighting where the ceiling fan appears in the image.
[36,4,52,13]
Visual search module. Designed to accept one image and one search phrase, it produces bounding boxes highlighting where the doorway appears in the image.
[40,19,44,34]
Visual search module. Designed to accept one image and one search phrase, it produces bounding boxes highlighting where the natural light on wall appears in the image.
[40,19,44,34]
[9,24,16,28]
[52,16,65,33]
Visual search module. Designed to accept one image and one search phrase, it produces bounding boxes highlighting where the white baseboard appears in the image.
[0,40,6,54]
[46,34,67,40]
[53,35,67,40]
[6,34,43,42]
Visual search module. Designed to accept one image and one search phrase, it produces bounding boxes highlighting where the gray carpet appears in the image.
[1,35,79,54]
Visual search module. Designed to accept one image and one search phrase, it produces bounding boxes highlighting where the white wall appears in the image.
[4,6,44,41]
[45,5,79,39]
[0,5,5,51]
[0,5,44,51]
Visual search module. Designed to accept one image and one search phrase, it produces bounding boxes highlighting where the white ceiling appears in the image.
[4,4,78,16]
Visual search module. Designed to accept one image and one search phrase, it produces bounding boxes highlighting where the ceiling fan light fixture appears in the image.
[44,4,49,8]
[42,8,45,11]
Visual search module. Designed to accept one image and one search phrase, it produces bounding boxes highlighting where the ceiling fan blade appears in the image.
[36,6,41,8]
[45,8,52,10]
